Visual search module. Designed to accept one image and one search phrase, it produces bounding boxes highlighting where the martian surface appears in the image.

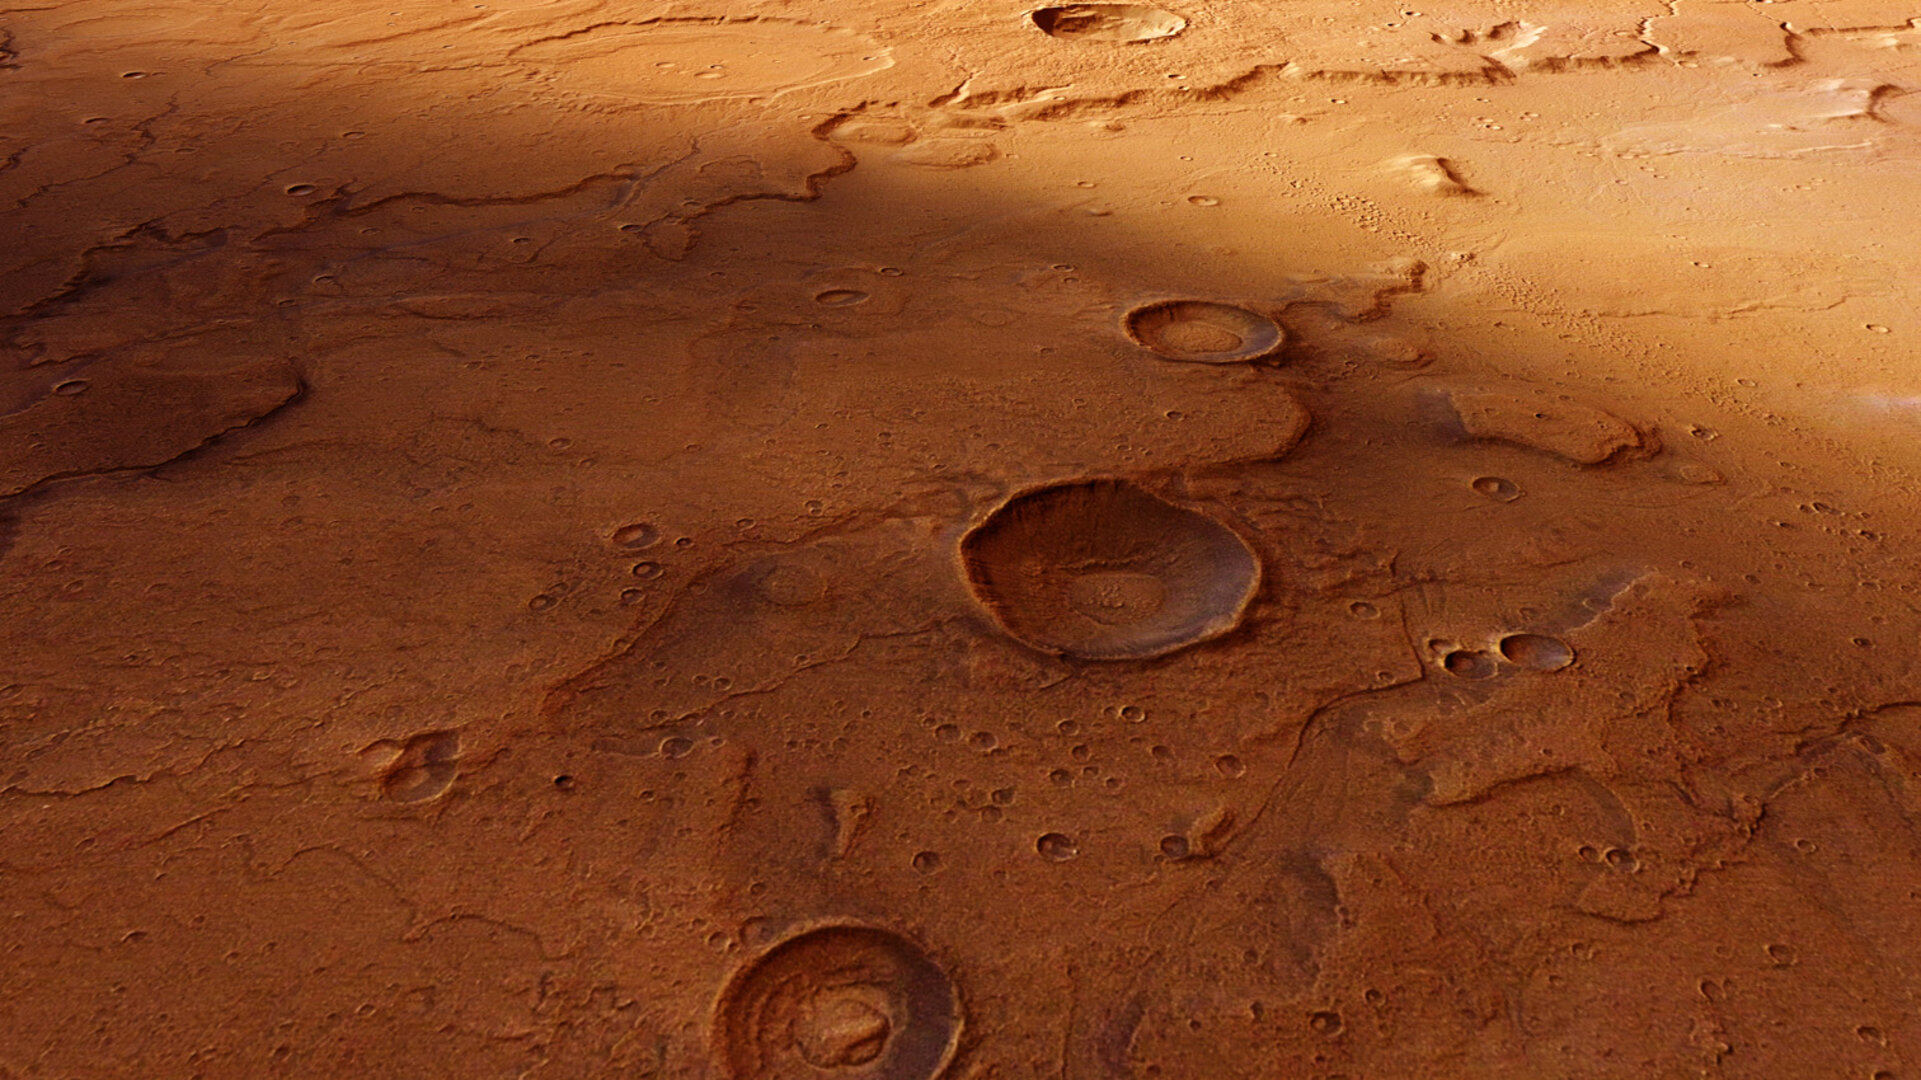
[4,0,1921,1076]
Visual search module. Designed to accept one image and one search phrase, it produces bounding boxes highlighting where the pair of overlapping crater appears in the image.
[715,924,960,1080]
[960,479,1261,660]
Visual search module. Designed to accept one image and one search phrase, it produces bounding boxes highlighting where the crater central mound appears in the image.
[1123,300,1285,364]
[960,478,1261,660]
[714,924,961,1080]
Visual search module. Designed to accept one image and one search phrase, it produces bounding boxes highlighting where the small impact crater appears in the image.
[1124,300,1285,364]
[1471,476,1521,502]
[1037,832,1081,861]
[815,289,871,307]
[714,924,962,1080]
[613,522,660,548]
[1442,649,1497,679]
[1031,4,1187,42]
[1499,632,1575,670]
[960,478,1261,660]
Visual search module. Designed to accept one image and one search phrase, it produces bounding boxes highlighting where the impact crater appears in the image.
[1124,300,1285,364]
[1031,4,1187,42]
[960,478,1261,659]
[714,924,961,1080]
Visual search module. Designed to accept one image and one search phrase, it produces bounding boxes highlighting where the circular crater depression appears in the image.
[714,924,961,1080]
[1031,4,1187,42]
[960,478,1261,660]
[1123,300,1284,364]
[1499,632,1574,670]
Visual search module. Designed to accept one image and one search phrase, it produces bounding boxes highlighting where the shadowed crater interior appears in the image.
[960,478,1262,659]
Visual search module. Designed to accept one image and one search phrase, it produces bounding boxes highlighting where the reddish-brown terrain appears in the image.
[5,1,1921,1076]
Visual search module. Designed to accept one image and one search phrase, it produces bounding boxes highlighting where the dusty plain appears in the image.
[4,0,1921,1077]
